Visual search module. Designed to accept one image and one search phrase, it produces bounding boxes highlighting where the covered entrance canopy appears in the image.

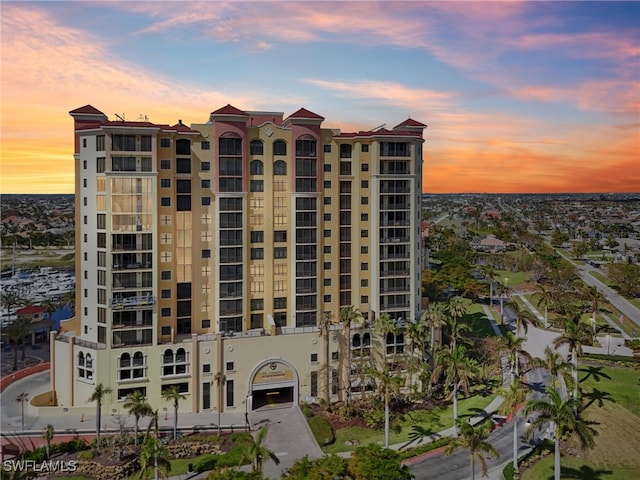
[249,359,298,410]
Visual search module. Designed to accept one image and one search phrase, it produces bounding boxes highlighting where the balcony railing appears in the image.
[110,295,156,309]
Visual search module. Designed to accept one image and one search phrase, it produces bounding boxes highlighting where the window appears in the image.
[361,279,368,287]
[202,197,211,206]
[82,138,87,148]
[250,160,264,175]
[274,140,287,155]
[361,163,369,172]
[311,353,318,363]
[203,363,211,373]
[77,351,94,381]
[162,348,189,377]
[324,246,331,254]
[250,180,264,192]
[161,271,172,280]
[176,158,191,174]
[250,140,264,155]
[361,144,369,152]
[201,141,210,150]
[202,319,211,329]
[274,247,287,259]
[251,231,264,243]
[324,197,331,205]
[251,248,264,260]
[251,299,264,311]
[361,245,368,254]
[226,361,235,371]
[160,138,170,148]
[380,142,410,157]
[324,181,331,189]
[226,380,234,407]
[361,230,368,238]
[324,262,331,270]
[161,160,170,170]
[274,160,287,175]
[201,161,211,171]
[96,135,105,151]
[361,295,368,304]
[324,295,331,302]
[361,180,368,188]
[162,308,171,317]
[274,230,287,242]
[161,289,171,299]
[201,179,211,189]
[177,195,191,211]
[83,160,87,170]
[274,297,287,309]
[323,144,331,153]
[361,213,368,221]
[340,144,352,158]
[324,229,331,238]
[161,197,171,207]
[161,178,171,188]
[361,197,368,205]
[324,278,331,286]
[324,213,331,221]
[361,263,368,271]
[202,249,211,259]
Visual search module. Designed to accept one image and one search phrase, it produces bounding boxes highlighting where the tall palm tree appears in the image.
[138,437,171,480]
[214,372,227,435]
[88,383,112,452]
[40,298,59,321]
[534,284,555,329]
[553,319,592,405]
[373,312,396,365]
[317,310,334,404]
[234,425,280,475]
[530,346,572,389]
[421,302,447,370]
[498,378,528,475]
[431,345,477,435]
[369,366,404,448]
[445,421,499,480]
[61,289,76,315]
[1,291,23,319]
[404,320,426,398]
[123,390,152,445]
[499,332,531,379]
[339,305,362,405]
[5,316,31,371]
[445,297,471,351]
[524,387,596,480]
[507,299,540,336]
[41,424,55,459]
[580,284,605,334]
[162,385,186,440]
[480,264,496,308]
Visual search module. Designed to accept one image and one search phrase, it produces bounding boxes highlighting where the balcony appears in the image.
[110,294,156,309]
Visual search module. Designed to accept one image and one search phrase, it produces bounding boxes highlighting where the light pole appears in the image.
[16,392,28,432]
[606,332,611,356]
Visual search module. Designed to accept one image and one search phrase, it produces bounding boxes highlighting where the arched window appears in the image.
[163,349,174,365]
[176,348,186,362]
[77,352,85,367]
[77,351,94,381]
[250,140,264,155]
[274,140,287,156]
[274,160,287,176]
[352,333,361,348]
[362,332,371,346]
[120,352,131,368]
[250,160,264,176]
[85,353,93,369]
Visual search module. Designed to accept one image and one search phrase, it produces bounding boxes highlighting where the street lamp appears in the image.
[606,332,611,356]
[16,392,28,432]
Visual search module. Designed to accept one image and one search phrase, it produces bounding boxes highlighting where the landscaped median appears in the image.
[302,392,500,456]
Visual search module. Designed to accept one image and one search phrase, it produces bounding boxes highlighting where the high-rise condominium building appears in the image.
[50,104,425,414]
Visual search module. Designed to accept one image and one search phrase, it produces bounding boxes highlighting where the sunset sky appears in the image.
[1,1,639,194]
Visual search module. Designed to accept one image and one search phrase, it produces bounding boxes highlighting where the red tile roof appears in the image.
[394,118,427,128]
[334,128,422,138]
[286,108,325,120]
[102,120,159,128]
[69,105,105,115]
[211,104,248,116]
[16,306,45,316]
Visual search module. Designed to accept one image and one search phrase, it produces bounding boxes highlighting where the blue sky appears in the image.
[1,1,639,193]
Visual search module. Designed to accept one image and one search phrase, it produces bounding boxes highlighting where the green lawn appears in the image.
[323,393,498,454]
[494,270,530,288]
[520,365,640,479]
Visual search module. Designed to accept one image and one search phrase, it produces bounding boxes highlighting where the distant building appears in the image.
[47,104,427,414]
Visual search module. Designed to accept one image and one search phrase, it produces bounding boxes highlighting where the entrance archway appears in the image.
[248,358,299,411]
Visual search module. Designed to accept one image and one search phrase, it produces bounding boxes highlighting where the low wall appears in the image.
[0,362,50,392]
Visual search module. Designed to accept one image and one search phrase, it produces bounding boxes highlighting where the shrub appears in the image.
[302,404,314,418]
[308,416,335,446]
[194,454,219,473]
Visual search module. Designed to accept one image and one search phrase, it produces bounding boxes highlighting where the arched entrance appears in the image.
[248,358,298,410]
